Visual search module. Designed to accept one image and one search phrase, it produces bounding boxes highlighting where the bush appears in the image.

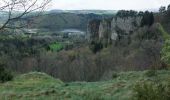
[0,64,13,83]
[67,51,79,62]
[89,41,103,53]
[112,71,118,79]
[144,70,157,77]
[133,81,170,100]
[83,91,103,100]
[161,39,170,65]
[48,42,63,52]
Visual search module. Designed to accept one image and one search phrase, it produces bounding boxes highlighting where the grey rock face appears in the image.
[111,17,142,36]
[86,19,101,41]
[87,16,142,43]
[99,20,111,43]
[107,17,142,41]
[111,32,118,41]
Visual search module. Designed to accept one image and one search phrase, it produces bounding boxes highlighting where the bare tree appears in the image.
[0,0,51,31]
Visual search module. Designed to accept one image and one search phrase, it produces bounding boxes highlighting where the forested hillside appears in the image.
[20,12,114,31]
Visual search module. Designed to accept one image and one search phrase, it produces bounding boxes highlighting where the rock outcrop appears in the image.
[86,19,101,41]
[86,13,163,70]
[87,16,142,44]
[111,17,142,36]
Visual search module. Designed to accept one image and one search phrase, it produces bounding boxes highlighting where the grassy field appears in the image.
[49,42,63,52]
[0,70,170,100]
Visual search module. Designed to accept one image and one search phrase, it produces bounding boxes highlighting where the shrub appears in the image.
[0,64,13,83]
[48,42,63,52]
[89,41,103,53]
[112,71,118,79]
[161,39,170,65]
[144,70,157,77]
[83,91,103,100]
[159,24,170,67]
[133,81,170,100]
[67,51,79,62]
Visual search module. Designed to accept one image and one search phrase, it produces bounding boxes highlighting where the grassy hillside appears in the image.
[0,70,170,100]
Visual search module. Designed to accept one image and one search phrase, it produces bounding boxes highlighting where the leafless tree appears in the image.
[0,0,51,31]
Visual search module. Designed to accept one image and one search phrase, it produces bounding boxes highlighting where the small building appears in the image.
[23,29,38,37]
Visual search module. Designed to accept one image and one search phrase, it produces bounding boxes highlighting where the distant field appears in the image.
[0,70,170,100]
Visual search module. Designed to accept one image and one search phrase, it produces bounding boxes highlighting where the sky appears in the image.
[49,0,170,11]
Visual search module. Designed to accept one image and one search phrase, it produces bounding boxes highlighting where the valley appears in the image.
[0,1,170,99]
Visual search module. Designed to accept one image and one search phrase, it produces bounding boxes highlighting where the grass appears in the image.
[48,42,63,52]
[158,23,170,40]
[0,70,170,100]
[158,23,170,65]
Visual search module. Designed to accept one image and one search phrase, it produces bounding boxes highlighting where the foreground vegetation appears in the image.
[0,70,170,100]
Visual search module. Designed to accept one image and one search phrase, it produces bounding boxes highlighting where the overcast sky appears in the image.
[49,0,170,10]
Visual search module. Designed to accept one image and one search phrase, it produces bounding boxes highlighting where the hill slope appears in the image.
[0,70,170,100]
[24,13,113,31]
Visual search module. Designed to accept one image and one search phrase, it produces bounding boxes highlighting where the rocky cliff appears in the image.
[87,13,163,70]
[87,16,142,43]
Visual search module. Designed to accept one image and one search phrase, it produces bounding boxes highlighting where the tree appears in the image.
[0,0,51,31]
[138,11,144,16]
[159,6,166,13]
[141,11,154,27]
[167,4,170,15]
[116,10,138,17]
[167,4,170,11]
[0,63,13,83]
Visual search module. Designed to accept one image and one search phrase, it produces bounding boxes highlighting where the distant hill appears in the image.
[47,10,117,15]
[24,12,114,31]
[0,10,116,31]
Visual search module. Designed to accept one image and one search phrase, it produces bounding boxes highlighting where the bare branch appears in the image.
[0,0,51,32]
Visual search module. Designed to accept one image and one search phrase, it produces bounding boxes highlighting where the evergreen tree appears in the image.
[0,63,13,83]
